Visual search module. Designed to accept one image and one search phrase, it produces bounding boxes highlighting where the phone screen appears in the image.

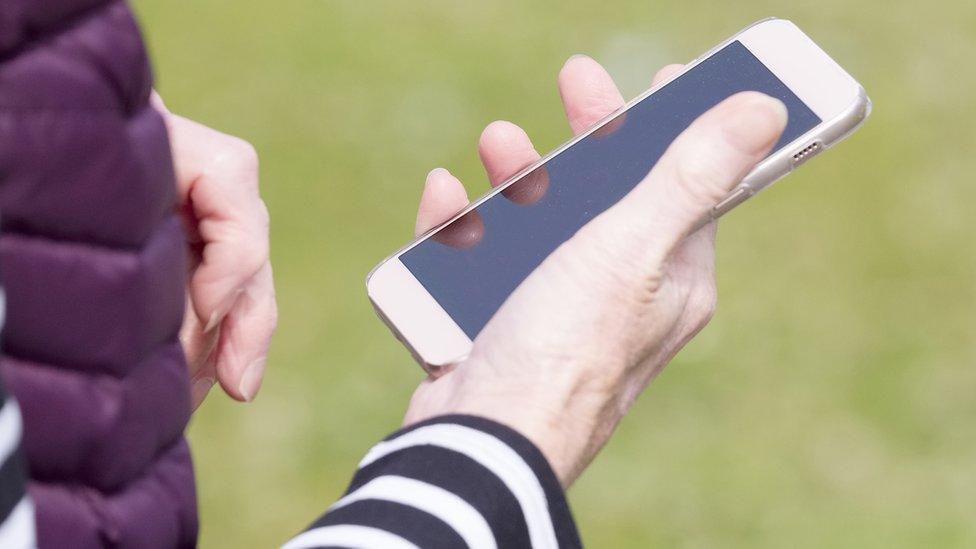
[400,40,821,339]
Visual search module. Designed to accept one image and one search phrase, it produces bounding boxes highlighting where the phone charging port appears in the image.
[791,141,823,167]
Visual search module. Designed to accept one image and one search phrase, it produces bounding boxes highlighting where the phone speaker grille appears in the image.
[791,141,823,167]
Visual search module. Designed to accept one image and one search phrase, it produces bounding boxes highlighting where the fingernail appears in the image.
[204,311,221,333]
[722,93,788,154]
[191,377,215,405]
[204,289,244,333]
[239,358,266,402]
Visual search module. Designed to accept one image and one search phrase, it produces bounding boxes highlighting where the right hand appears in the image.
[154,95,277,409]
[403,56,788,487]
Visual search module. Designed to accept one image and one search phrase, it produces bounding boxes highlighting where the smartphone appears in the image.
[367,18,871,372]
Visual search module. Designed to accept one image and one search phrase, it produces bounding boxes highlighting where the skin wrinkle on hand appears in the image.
[404,56,787,487]
[156,93,278,408]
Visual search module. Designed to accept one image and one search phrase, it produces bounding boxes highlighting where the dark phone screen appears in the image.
[400,40,820,339]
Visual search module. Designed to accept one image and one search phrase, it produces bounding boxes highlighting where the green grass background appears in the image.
[132,1,976,546]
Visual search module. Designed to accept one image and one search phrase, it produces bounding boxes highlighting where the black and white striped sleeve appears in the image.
[285,415,581,549]
[0,291,37,548]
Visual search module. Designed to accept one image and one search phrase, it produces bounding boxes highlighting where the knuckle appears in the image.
[627,267,666,308]
[229,230,268,273]
[687,281,718,331]
[230,138,259,168]
[255,198,271,229]
[264,298,280,334]
[269,304,279,331]
[211,137,259,178]
[249,240,270,270]
[570,219,666,304]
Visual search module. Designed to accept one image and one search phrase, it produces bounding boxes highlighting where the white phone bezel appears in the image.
[367,18,871,373]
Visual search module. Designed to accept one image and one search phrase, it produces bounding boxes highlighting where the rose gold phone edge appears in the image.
[367,17,872,373]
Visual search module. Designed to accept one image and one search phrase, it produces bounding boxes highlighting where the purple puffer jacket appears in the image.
[0,1,197,547]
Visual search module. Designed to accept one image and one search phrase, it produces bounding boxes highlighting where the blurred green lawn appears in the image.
[132,1,976,546]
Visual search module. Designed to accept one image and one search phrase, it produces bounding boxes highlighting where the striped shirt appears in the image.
[0,377,581,548]
[0,287,578,549]
[0,291,37,547]
[286,415,581,549]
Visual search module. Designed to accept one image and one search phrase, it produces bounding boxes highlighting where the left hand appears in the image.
[154,94,277,409]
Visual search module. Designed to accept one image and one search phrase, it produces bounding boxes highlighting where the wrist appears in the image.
[437,364,618,487]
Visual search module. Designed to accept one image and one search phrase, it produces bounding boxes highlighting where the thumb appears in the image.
[602,91,788,260]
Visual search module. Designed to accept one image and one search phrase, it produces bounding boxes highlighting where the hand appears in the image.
[403,57,787,486]
[154,94,277,409]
